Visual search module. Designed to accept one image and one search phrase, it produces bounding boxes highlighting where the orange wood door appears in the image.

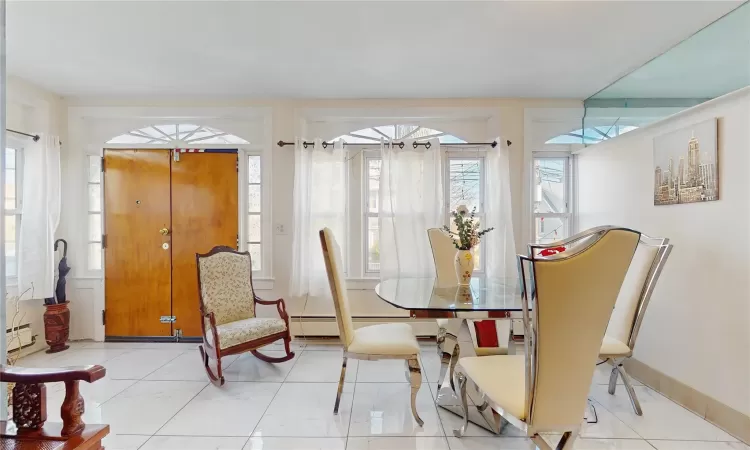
[171,152,238,337]
[104,149,172,337]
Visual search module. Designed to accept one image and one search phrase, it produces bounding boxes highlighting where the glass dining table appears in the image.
[375,276,525,434]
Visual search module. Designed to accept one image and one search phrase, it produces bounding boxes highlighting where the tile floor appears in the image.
[17,340,746,450]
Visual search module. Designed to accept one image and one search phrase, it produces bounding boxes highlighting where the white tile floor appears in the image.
[18,340,747,450]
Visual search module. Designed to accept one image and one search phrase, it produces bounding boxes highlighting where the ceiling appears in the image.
[6,1,744,99]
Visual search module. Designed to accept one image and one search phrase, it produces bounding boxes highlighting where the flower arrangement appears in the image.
[443,205,494,250]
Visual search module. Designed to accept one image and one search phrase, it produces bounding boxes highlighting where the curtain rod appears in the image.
[276,139,510,149]
[6,128,40,142]
[6,128,63,145]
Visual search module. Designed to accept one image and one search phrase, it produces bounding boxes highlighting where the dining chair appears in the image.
[427,228,511,390]
[452,226,641,449]
[197,246,294,386]
[530,230,673,416]
[320,227,425,426]
[599,235,672,415]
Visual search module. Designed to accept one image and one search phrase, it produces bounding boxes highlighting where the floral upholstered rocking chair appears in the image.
[197,246,294,386]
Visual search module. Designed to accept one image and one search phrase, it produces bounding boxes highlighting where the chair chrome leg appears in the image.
[452,372,469,437]
[617,364,643,416]
[448,343,460,393]
[608,363,619,395]
[333,356,347,415]
[556,430,579,450]
[407,357,424,427]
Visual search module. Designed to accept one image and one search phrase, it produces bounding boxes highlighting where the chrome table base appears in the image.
[434,319,511,434]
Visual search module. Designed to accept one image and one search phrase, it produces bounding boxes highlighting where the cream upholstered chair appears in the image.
[320,228,425,426]
[427,228,511,389]
[453,226,641,449]
[197,246,294,386]
[599,234,672,415]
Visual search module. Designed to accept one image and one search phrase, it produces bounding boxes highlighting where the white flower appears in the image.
[456,205,469,215]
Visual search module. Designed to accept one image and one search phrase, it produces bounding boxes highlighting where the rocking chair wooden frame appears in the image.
[196,246,295,386]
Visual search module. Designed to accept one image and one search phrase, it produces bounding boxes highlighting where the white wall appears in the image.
[577,87,750,416]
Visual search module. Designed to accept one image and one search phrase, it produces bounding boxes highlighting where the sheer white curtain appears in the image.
[485,137,517,279]
[19,134,62,299]
[379,139,444,280]
[290,138,346,298]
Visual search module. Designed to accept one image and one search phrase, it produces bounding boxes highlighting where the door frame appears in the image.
[99,144,269,340]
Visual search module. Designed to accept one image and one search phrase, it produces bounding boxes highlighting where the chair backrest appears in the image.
[427,228,458,286]
[606,235,672,350]
[519,227,640,432]
[319,228,356,348]
[196,246,255,326]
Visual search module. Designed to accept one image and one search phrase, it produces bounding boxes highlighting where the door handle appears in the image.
[159,227,170,236]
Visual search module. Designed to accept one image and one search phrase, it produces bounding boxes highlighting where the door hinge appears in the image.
[102,310,106,326]
[102,234,107,249]
[101,157,105,172]
[173,329,183,342]
[236,155,239,172]
[236,234,239,249]
[173,150,180,162]
[160,315,176,324]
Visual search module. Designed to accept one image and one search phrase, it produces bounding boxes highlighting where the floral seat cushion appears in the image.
[207,317,288,350]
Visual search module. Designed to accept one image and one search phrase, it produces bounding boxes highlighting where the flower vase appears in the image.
[455,250,474,286]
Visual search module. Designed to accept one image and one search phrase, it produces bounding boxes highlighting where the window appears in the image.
[532,155,571,244]
[247,155,262,271]
[107,124,249,145]
[365,158,381,273]
[5,147,22,278]
[87,155,103,270]
[335,125,466,144]
[446,158,484,270]
[340,125,477,276]
[545,125,638,144]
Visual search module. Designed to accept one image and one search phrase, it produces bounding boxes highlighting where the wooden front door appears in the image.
[104,149,239,338]
[104,149,173,337]
[171,152,238,337]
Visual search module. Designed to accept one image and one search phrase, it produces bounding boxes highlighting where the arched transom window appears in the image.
[107,124,249,145]
[545,125,638,144]
[334,125,466,144]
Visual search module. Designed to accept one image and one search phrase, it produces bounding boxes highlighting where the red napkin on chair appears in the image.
[473,320,499,348]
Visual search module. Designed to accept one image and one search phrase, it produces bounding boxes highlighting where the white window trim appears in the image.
[531,151,574,245]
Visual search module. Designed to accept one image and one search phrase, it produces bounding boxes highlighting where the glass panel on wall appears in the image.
[582,3,749,145]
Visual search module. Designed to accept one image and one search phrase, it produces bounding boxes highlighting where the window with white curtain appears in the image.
[87,155,103,270]
[335,125,473,277]
[532,154,572,244]
[5,147,23,278]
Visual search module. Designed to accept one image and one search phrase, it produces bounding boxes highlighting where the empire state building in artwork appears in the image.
[654,122,718,205]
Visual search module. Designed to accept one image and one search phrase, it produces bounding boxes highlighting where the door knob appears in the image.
[159,227,170,236]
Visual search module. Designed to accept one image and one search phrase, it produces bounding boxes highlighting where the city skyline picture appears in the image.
[653,118,718,206]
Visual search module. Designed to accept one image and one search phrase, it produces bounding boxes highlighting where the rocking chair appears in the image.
[197,246,294,386]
